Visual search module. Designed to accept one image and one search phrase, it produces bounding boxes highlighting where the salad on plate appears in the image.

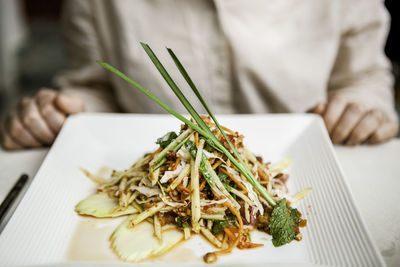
[75,43,311,263]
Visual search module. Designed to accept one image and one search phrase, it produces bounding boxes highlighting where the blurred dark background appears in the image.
[0,0,64,119]
[0,0,399,120]
[385,0,400,112]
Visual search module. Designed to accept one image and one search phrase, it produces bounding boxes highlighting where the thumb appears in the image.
[55,94,85,114]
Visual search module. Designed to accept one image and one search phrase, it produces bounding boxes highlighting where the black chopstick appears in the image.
[0,174,29,233]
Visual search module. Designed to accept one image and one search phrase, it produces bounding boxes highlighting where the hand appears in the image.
[311,95,398,145]
[1,88,84,150]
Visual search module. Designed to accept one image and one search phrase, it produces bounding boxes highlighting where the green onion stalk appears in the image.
[97,43,302,246]
[97,43,275,207]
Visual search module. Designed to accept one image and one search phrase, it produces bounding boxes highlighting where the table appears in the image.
[1,140,400,266]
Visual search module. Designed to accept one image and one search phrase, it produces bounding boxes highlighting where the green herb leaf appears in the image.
[204,143,216,152]
[217,171,236,192]
[217,171,229,183]
[211,220,226,235]
[211,216,238,235]
[290,207,300,226]
[269,198,297,247]
[176,216,191,228]
[156,131,178,148]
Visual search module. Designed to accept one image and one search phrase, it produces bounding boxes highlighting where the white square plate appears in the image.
[0,113,385,267]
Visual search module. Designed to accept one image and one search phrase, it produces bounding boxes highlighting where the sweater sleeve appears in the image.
[328,0,397,121]
[54,0,120,113]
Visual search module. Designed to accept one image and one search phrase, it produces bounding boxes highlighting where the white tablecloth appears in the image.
[1,140,400,266]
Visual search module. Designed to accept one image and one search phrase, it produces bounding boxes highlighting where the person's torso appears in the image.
[92,0,341,114]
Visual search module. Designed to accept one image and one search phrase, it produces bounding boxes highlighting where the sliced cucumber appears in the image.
[75,193,138,218]
[111,216,184,262]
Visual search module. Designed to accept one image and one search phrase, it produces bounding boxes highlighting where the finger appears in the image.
[368,121,399,144]
[308,102,326,115]
[1,123,24,150]
[36,90,66,133]
[19,98,56,145]
[345,109,383,146]
[36,89,57,109]
[55,94,84,114]
[323,95,347,134]
[5,111,42,147]
[36,88,57,100]
[331,103,364,144]
[315,102,327,115]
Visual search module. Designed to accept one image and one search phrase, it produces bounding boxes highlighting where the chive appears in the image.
[97,45,275,207]
[96,61,207,136]
[141,43,214,137]
[97,43,303,247]
[142,43,275,206]
[167,48,274,205]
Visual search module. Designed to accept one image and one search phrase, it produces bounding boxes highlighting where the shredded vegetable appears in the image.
[77,120,309,263]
